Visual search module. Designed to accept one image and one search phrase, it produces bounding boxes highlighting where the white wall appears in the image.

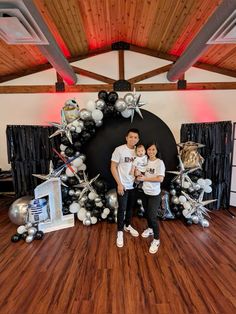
[1,50,236,169]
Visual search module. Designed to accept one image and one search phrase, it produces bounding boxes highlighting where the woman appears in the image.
[137,143,165,254]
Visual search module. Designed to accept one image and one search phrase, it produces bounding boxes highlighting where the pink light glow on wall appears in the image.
[180,91,219,123]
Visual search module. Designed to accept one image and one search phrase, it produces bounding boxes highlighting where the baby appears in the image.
[130,144,148,188]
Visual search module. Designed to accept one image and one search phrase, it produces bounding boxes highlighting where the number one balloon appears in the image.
[34,178,74,233]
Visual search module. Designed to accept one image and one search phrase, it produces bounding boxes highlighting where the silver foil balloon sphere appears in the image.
[201,219,210,228]
[8,196,32,225]
[95,99,106,110]
[114,98,127,112]
[79,109,92,121]
[105,189,118,210]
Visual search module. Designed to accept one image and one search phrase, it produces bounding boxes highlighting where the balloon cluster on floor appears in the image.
[168,141,216,227]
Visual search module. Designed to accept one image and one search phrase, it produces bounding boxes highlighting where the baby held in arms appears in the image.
[130,144,148,188]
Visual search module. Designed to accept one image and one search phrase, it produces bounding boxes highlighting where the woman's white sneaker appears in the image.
[141,228,154,238]
[124,225,139,237]
[149,239,160,254]
[116,231,124,247]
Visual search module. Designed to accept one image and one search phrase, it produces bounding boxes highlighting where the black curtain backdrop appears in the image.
[6,109,178,196]
[6,125,60,197]
[180,121,232,209]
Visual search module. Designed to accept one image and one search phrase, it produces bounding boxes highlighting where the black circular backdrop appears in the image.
[82,109,178,189]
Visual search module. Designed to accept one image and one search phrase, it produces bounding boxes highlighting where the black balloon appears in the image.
[93,179,108,193]
[61,136,71,146]
[11,234,21,242]
[21,232,28,240]
[63,207,70,215]
[84,121,95,129]
[71,131,80,141]
[35,231,44,240]
[98,90,108,101]
[61,186,70,198]
[67,177,78,186]
[65,147,75,157]
[74,141,82,151]
[107,91,118,104]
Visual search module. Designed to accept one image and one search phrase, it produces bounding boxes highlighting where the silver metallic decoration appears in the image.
[124,88,146,122]
[114,98,127,112]
[8,196,32,225]
[96,99,106,110]
[75,171,100,201]
[105,189,118,210]
[79,108,92,121]
[35,178,74,233]
[49,110,74,144]
[33,160,64,183]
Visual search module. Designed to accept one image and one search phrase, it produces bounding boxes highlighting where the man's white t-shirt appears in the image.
[111,144,136,190]
[132,155,148,173]
[142,158,165,196]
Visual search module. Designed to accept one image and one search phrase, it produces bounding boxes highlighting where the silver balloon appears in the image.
[25,235,34,243]
[79,154,86,162]
[75,152,80,157]
[28,227,37,236]
[75,190,81,197]
[79,109,92,121]
[86,211,91,218]
[201,219,210,228]
[69,189,75,196]
[121,108,132,118]
[114,98,127,112]
[95,120,103,127]
[60,174,68,182]
[77,120,84,129]
[192,215,199,224]
[83,218,91,226]
[171,196,179,205]
[105,189,118,210]
[194,184,201,191]
[137,199,143,205]
[95,99,106,110]
[124,93,134,105]
[170,189,176,196]
[188,187,194,193]
[8,196,32,225]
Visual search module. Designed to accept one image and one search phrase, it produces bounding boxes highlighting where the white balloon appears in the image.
[171,196,179,204]
[72,157,83,168]
[71,120,80,127]
[183,201,191,210]
[60,144,67,152]
[77,208,86,221]
[103,208,110,215]
[204,185,212,193]
[92,109,103,122]
[66,166,77,177]
[205,179,212,186]
[78,163,87,171]
[179,195,187,204]
[182,181,190,189]
[197,178,205,188]
[91,216,98,224]
[75,126,82,133]
[121,109,132,118]
[88,192,97,200]
[69,202,80,213]
[182,209,191,218]
[86,100,96,111]
[101,212,107,219]
[17,225,27,234]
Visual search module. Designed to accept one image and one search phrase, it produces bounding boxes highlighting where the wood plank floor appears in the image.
[0,196,236,314]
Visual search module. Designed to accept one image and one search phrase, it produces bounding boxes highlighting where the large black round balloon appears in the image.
[83,109,178,189]
[11,234,21,242]
[107,91,118,104]
[35,231,44,240]
[98,90,108,101]
[61,136,71,146]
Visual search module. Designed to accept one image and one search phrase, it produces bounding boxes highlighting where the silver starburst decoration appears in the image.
[33,160,64,182]
[75,171,100,200]
[182,190,217,219]
[49,109,73,144]
[124,88,145,122]
[167,155,200,187]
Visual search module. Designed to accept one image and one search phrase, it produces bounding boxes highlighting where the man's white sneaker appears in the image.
[124,225,139,237]
[116,231,124,247]
[141,228,154,238]
[149,239,160,254]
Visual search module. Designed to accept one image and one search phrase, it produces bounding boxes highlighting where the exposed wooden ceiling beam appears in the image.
[1,82,236,94]
[72,66,115,84]
[167,0,236,81]
[129,64,173,83]
[118,50,125,80]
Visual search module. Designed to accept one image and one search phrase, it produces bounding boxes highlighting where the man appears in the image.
[111,128,140,247]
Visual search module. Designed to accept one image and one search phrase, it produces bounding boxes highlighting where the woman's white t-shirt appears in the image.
[142,158,165,196]
[111,144,136,190]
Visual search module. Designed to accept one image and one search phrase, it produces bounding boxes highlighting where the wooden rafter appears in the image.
[72,66,115,84]
[118,50,125,80]
[1,82,236,93]
[128,64,172,83]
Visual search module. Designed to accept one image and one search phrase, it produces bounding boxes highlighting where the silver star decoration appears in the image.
[125,88,145,122]
[49,109,73,144]
[74,171,100,200]
[167,155,200,187]
[182,190,217,219]
[33,160,64,182]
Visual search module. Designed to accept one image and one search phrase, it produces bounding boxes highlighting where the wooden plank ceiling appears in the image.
[1,0,236,82]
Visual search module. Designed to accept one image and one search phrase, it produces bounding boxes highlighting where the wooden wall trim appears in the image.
[72,66,115,84]
[129,64,172,83]
[118,50,125,80]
